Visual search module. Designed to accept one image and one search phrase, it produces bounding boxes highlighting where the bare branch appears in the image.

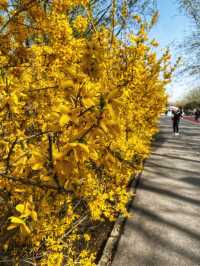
[5,137,18,174]
[0,173,73,194]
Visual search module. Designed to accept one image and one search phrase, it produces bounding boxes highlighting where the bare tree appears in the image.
[179,0,200,76]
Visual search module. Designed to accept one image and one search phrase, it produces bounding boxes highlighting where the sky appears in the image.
[149,0,193,102]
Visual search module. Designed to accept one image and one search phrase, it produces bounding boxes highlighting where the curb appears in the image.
[97,172,141,266]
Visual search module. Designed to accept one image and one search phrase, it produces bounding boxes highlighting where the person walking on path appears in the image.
[172,108,182,135]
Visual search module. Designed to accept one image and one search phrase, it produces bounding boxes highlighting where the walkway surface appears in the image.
[112,116,200,266]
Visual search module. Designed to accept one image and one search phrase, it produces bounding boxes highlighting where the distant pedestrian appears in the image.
[194,109,199,121]
[172,108,182,136]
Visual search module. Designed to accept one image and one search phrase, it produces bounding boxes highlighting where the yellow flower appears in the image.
[84,233,91,241]
[73,15,88,32]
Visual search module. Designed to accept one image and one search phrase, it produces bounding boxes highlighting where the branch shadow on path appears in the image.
[112,117,200,266]
[128,204,200,265]
[139,181,200,207]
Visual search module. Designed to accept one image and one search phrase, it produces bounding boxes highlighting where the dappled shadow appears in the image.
[151,152,200,163]
[153,145,200,152]
[145,161,199,176]
[127,205,200,265]
[112,116,200,266]
[145,166,199,183]
[114,194,200,265]
[139,181,200,207]
[181,177,200,187]
[152,117,200,153]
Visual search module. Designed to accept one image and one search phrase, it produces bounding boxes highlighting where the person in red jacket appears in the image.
[172,108,182,135]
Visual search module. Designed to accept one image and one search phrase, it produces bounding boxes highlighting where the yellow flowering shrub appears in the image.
[0,1,175,265]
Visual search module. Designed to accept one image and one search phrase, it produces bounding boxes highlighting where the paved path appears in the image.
[183,116,200,125]
[112,117,200,266]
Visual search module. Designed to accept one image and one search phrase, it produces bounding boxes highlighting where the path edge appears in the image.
[97,172,141,266]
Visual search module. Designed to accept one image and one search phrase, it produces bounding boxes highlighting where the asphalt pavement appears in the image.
[112,116,200,266]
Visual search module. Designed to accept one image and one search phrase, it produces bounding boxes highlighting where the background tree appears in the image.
[178,0,200,76]
[176,86,200,111]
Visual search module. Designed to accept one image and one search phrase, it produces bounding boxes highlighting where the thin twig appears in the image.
[5,137,18,174]
[1,130,62,143]
[62,213,89,238]
[0,0,37,34]
[78,105,96,117]
[0,173,73,194]
[21,259,36,266]
[28,85,58,93]
[75,81,86,108]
